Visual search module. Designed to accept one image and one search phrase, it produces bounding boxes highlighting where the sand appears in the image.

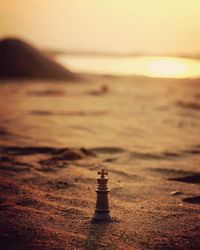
[0,75,200,249]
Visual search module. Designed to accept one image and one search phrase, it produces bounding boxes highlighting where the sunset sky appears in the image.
[1,0,200,55]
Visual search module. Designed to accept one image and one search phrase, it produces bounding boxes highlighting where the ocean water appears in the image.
[56,55,200,79]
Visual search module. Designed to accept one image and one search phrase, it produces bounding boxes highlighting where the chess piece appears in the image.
[93,169,111,221]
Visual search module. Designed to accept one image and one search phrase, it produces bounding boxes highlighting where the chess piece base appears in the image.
[92,212,111,221]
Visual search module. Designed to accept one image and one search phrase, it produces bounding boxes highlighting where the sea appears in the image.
[56,55,200,79]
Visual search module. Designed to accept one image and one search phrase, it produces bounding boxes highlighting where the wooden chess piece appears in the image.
[93,169,111,221]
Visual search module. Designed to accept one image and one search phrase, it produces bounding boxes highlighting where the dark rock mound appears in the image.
[168,173,200,184]
[183,196,200,204]
[0,38,79,81]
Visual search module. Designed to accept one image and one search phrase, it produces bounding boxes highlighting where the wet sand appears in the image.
[0,75,200,249]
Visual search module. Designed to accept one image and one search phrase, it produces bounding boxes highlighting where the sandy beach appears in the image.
[0,74,199,249]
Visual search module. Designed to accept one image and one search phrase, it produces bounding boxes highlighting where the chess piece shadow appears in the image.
[84,221,110,250]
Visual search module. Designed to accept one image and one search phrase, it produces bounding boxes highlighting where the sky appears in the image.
[1,0,200,55]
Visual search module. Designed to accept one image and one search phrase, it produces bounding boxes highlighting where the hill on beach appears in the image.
[0,38,79,81]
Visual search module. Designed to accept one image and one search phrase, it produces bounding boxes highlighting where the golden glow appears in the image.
[146,57,200,78]
[148,59,186,77]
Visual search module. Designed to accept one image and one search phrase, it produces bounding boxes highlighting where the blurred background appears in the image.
[1,0,200,78]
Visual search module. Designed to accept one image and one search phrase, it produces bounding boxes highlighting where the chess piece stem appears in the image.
[93,169,111,221]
